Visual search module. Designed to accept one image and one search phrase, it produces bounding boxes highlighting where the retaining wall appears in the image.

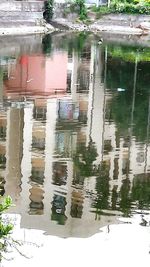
[0,1,44,26]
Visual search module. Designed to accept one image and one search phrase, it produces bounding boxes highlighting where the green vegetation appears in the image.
[92,162,110,218]
[90,0,150,15]
[42,34,52,55]
[110,0,150,14]
[132,175,150,209]
[0,196,13,262]
[63,0,88,21]
[106,45,150,142]
[44,0,54,21]
[75,0,88,20]
[42,32,89,56]
[73,139,98,178]
[108,46,150,62]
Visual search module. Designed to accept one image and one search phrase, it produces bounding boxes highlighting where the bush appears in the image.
[43,0,54,22]
[110,0,150,14]
[0,196,13,262]
[74,0,88,20]
[91,5,111,14]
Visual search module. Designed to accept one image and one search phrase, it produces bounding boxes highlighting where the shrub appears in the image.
[43,0,54,22]
[74,0,88,20]
[0,196,13,262]
[110,0,150,14]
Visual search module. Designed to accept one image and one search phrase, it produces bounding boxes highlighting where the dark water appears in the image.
[0,33,150,238]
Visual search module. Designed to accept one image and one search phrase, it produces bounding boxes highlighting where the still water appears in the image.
[0,33,150,239]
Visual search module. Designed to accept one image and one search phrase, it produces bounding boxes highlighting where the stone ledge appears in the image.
[0,1,44,12]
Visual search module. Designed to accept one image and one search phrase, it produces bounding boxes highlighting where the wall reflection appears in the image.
[0,34,150,237]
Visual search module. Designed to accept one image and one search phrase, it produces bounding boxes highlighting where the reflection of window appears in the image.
[77,69,90,92]
[67,72,71,92]
[29,201,44,215]
[70,203,83,218]
[32,137,45,150]
[55,131,76,157]
[52,162,67,186]
[0,126,6,140]
[30,167,45,185]
[136,152,145,163]
[33,107,46,121]
[0,154,6,169]
[122,158,129,175]
[29,186,44,215]
[51,194,67,225]
[78,110,87,124]
[113,158,119,180]
[104,140,112,154]
[0,176,5,196]
[70,191,83,218]
[58,101,79,121]
[123,137,130,148]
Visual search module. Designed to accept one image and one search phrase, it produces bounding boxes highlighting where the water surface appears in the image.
[0,33,150,238]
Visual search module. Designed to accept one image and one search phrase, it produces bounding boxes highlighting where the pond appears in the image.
[0,32,150,248]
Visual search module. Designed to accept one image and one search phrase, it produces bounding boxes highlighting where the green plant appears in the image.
[44,0,54,22]
[42,34,52,55]
[74,0,88,20]
[110,0,150,14]
[0,196,13,262]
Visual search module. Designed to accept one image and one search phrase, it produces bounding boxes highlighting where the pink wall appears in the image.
[5,52,68,96]
[45,54,68,92]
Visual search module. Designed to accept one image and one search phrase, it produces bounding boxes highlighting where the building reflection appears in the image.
[4,52,68,97]
[0,40,150,237]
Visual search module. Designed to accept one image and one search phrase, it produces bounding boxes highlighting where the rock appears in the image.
[46,23,55,31]
[137,22,150,30]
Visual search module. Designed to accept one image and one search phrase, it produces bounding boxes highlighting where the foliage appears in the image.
[108,46,150,63]
[46,32,89,55]
[0,196,13,262]
[74,0,88,20]
[92,162,110,217]
[42,34,52,55]
[64,0,87,21]
[89,0,150,15]
[90,5,111,17]
[131,175,150,209]
[110,0,150,14]
[43,0,54,22]
[63,0,88,21]
[73,139,98,178]
[119,179,131,217]
[106,44,150,142]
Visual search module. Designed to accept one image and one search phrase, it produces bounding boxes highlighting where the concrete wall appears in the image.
[0,1,44,12]
[0,1,44,26]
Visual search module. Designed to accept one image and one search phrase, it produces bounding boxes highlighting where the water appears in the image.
[0,33,150,241]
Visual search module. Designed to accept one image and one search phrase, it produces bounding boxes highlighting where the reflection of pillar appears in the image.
[144,95,150,173]
[86,44,95,145]
[20,104,33,214]
[44,99,57,216]
[91,46,104,163]
[128,57,138,182]
[70,52,79,101]
[87,44,105,163]
[0,68,3,102]
[5,108,24,203]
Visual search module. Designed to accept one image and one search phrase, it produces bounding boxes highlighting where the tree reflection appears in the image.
[119,179,131,217]
[106,46,150,142]
[131,175,150,210]
[92,162,110,219]
[73,138,98,179]
[42,34,52,55]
